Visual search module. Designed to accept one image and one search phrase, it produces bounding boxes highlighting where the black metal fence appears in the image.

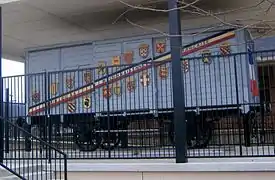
[2,50,275,159]
[0,116,67,180]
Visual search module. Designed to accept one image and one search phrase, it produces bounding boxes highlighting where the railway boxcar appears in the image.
[25,28,260,150]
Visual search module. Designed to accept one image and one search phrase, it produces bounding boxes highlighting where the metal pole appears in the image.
[0,6,4,163]
[5,89,9,154]
[168,0,187,163]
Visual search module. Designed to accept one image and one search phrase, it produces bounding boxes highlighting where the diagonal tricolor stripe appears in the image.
[28,30,236,115]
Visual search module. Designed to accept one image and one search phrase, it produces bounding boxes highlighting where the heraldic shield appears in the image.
[50,82,58,96]
[83,71,92,84]
[32,91,40,103]
[97,61,107,75]
[112,56,121,66]
[126,77,136,92]
[182,59,189,73]
[123,51,133,64]
[113,83,121,96]
[103,86,112,99]
[66,76,74,89]
[83,96,91,109]
[139,44,149,59]
[220,42,231,55]
[156,39,166,54]
[140,71,150,87]
[201,50,212,64]
[159,66,168,79]
[67,100,76,113]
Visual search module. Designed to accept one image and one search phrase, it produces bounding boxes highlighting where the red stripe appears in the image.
[182,33,235,56]
[250,80,259,97]
[28,64,152,115]
[28,32,235,115]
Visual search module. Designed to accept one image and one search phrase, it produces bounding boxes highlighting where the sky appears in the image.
[2,59,24,76]
[2,59,25,103]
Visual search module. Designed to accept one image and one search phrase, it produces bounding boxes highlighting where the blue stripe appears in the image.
[248,48,254,65]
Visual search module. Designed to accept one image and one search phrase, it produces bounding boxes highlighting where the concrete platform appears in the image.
[2,145,275,159]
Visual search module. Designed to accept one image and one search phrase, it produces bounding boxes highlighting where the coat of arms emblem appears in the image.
[156,39,166,54]
[159,66,168,79]
[112,56,121,66]
[123,51,133,64]
[113,83,121,96]
[32,91,40,103]
[84,71,92,84]
[50,82,58,96]
[220,42,231,55]
[202,49,212,64]
[97,61,107,75]
[66,76,74,89]
[140,71,150,87]
[83,96,91,109]
[126,77,136,92]
[67,100,76,113]
[103,86,112,99]
[182,59,189,73]
[139,44,149,59]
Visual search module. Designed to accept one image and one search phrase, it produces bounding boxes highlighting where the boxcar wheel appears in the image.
[74,127,102,151]
[188,119,213,149]
[168,117,213,149]
[100,132,120,150]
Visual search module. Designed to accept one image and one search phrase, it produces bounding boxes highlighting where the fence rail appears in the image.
[2,50,275,159]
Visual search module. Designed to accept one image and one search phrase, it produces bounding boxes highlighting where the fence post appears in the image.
[106,67,111,158]
[46,72,52,163]
[168,0,188,163]
[4,88,9,153]
[0,6,3,163]
[233,56,243,155]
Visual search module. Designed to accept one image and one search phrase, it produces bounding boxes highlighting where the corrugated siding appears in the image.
[254,36,275,51]
[28,49,60,73]
[26,29,254,115]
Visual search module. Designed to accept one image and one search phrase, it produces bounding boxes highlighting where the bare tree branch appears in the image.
[118,0,201,12]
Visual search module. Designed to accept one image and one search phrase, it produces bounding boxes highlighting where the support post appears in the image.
[0,6,3,163]
[5,89,9,154]
[168,0,188,163]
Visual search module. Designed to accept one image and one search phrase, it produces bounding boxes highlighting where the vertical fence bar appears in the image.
[43,72,49,159]
[243,51,252,147]
[168,0,187,163]
[233,56,243,156]
[47,73,52,163]
[4,88,9,154]
[106,67,111,158]
[0,6,3,163]
[64,154,68,180]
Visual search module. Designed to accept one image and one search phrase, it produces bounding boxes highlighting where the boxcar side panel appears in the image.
[26,29,258,116]
[122,38,155,112]
[156,30,254,110]
[61,44,94,70]
[60,44,95,114]
[28,49,60,73]
[93,42,123,113]
[28,49,60,116]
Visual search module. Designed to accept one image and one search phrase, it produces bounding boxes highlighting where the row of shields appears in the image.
[32,53,226,104]
[96,40,166,72]
[66,96,91,113]
[31,67,171,104]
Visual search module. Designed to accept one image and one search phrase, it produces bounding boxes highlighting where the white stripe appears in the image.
[29,31,235,114]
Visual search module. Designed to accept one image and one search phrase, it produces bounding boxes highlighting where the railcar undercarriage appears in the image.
[24,105,266,152]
